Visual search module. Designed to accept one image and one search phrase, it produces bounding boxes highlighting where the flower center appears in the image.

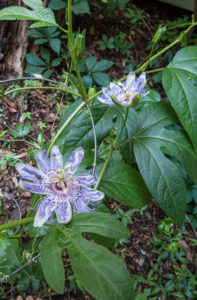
[46,169,76,195]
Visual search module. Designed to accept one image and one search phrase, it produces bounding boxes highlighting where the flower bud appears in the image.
[97,72,148,108]
[88,87,96,98]
[153,26,166,43]
[68,30,85,58]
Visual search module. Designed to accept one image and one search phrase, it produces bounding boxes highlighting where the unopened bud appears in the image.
[68,30,86,58]
[153,26,166,43]
[130,93,141,107]
[88,87,96,98]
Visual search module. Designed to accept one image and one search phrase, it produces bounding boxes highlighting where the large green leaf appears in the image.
[0,4,57,26]
[22,0,44,10]
[63,104,115,150]
[57,100,82,147]
[69,212,130,240]
[0,238,21,276]
[149,128,197,183]
[140,89,160,104]
[40,229,65,294]
[162,46,197,151]
[133,103,188,226]
[60,229,134,300]
[98,152,152,208]
[115,107,137,163]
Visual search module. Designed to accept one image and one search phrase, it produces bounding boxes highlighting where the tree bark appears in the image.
[0,0,30,74]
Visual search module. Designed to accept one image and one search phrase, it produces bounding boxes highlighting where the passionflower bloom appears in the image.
[97,72,147,108]
[16,146,104,227]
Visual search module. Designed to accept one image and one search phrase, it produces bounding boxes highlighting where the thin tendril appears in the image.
[0,76,80,97]
[86,104,97,176]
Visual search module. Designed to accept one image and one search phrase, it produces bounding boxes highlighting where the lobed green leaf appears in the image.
[162,46,197,151]
[69,212,130,240]
[133,103,188,226]
[60,229,134,300]
[98,152,152,208]
[40,229,65,294]
[0,5,57,27]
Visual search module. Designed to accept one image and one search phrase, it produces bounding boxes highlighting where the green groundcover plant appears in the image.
[0,1,197,299]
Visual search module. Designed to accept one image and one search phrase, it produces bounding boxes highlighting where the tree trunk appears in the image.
[0,0,30,74]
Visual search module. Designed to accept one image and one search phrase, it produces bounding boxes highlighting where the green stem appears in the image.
[0,217,34,232]
[146,67,164,74]
[67,0,87,100]
[88,21,197,102]
[0,233,21,239]
[116,109,129,144]
[166,22,193,31]
[58,25,68,34]
[48,101,86,153]
[94,145,113,190]
[115,135,134,150]
[5,86,80,98]
[0,138,35,147]
[134,21,197,74]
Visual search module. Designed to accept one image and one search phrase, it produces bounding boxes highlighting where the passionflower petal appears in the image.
[16,146,104,227]
[97,72,148,108]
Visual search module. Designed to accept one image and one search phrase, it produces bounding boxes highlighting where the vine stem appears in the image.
[115,135,134,150]
[94,145,113,190]
[0,138,34,146]
[0,217,34,232]
[146,67,164,74]
[88,21,197,102]
[58,25,68,34]
[5,86,80,98]
[48,101,86,153]
[67,0,87,100]
[116,109,129,144]
[93,109,129,188]
[0,233,21,239]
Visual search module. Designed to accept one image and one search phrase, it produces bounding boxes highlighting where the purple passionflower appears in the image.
[16,146,104,227]
[97,72,147,108]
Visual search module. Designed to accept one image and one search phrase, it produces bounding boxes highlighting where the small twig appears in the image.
[185,214,197,238]
[94,145,113,190]
[0,153,26,161]
[0,76,80,97]
[14,153,28,159]
[0,254,40,283]
[86,104,97,176]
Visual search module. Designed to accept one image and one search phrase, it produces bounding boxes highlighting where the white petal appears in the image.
[139,72,146,85]
[110,83,122,95]
[82,186,104,202]
[50,145,63,170]
[33,199,56,227]
[35,150,51,173]
[55,200,72,224]
[16,163,45,183]
[126,72,136,89]
[64,147,84,173]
